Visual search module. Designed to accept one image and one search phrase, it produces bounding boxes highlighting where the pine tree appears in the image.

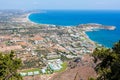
[0,51,22,80]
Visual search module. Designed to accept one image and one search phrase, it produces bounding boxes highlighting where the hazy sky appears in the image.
[0,0,120,10]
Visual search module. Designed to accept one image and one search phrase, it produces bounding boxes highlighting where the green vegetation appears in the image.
[45,67,54,74]
[56,62,67,73]
[21,68,40,73]
[43,62,67,74]
[89,77,96,80]
[92,40,120,80]
[60,55,70,61]
[60,62,67,72]
[0,51,22,80]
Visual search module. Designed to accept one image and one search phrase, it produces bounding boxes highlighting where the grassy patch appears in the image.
[21,68,40,73]
[55,62,67,73]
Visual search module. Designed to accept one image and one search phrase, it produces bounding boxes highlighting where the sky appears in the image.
[0,0,120,10]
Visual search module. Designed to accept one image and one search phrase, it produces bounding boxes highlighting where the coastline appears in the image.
[26,12,116,48]
[26,13,38,24]
[28,15,99,51]
[26,11,48,25]
[26,13,96,46]
[27,10,120,48]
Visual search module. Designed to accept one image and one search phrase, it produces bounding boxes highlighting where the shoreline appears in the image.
[27,13,59,27]
[26,13,116,48]
[26,13,38,24]
[27,12,116,30]
[26,11,48,25]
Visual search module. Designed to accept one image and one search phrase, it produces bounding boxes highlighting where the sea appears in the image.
[29,10,120,48]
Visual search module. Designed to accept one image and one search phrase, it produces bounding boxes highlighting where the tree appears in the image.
[92,40,120,80]
[112,40,120,54]
[0,51,22,80]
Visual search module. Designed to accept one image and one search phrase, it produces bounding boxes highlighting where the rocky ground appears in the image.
[50,55,97,80]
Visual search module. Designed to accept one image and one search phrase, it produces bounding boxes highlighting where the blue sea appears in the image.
[29,10,120,48]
